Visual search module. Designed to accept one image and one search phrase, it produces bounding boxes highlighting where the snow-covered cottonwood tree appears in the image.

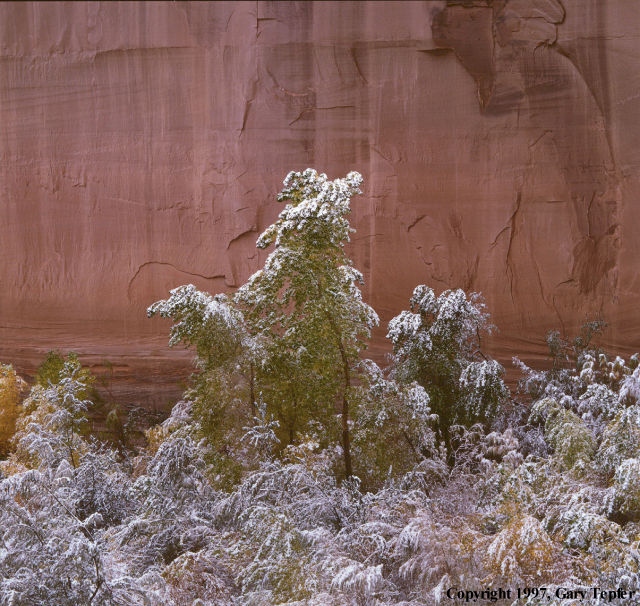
[388,285,507,451]
[149,169,378,480]
[236,169,378,478]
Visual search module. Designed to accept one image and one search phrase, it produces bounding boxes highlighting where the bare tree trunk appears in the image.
[338,341,353,478]
[324,309,354,479]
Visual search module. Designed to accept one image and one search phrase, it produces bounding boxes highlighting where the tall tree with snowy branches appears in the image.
[236,169,378,478]
[149,169,378,480]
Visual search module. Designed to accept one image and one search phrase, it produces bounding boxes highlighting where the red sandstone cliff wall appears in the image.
[1,1,639,408]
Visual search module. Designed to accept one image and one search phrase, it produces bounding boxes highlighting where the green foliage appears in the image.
[105,405,126,446]
[35,350,67,386]
[351,361,443,490]
[36,351,95,400]
[149,169,378,480]
[148,287,256,487]
[608,458,640,522]
[388,285,507,450]
[236,169,378,477]
[147,288,249,371]
[543,401,596,472]
[3,355,94,473]
[485,513,560,586]
[596,405,640,478]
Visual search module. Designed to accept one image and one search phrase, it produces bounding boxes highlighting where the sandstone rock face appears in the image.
[1,1,639,408]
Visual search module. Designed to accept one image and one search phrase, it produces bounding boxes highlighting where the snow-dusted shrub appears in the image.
[576,382,620,422]
[607,458,640,522]
[485,514,561,586]
[596,405,640,478]
[388,286,507,450]
[0,447,162,604]
[352,360,442,490]
[212,451,355,603]
[620,364,640,404]
[528,397,595,473]
[3,357,93,474]
[163,544,237,605]
[119,432,218,572]
[394,513,488,604]
[544,405,595,472]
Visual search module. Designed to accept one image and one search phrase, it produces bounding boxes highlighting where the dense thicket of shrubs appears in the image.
[1,171,638,605]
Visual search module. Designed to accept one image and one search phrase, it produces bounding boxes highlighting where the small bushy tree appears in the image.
[351,359,443,489]
[148,287,255,486]
[4,356,93,473]
[388,285,508,450]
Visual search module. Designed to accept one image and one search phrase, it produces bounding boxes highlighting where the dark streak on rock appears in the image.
[288,105,355,126]
[407,215,426,232]
[350,47,368,84]
[226,228,257,251]
[127,262,225,302]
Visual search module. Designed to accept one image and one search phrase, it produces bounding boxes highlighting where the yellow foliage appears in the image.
[0,364,28,457]
[144,423,169,457]
[485,514,562,585]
